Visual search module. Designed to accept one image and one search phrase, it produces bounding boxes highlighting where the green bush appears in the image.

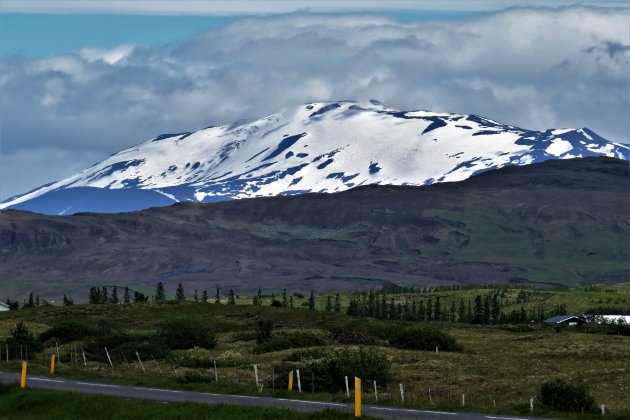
[322,347,391,391]
[157,317,216,350]
[39,321,95,343]
[256,320,273,344]
[7,321,42,354]
[253,330,330,354]
[328,326,379,345]
[390,328,462,352]
[283,348,327,362]
[539,379,596,412]
[115,340,169,360]
[274,347,391,392]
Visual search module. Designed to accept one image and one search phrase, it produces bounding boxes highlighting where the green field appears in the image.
[1,284,629,418]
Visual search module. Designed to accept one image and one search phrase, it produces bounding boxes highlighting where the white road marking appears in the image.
[31,378,65,383]
[275,398,345,407]
[370,406,457,415]
[486,417,530,420]
[76,382,120,388]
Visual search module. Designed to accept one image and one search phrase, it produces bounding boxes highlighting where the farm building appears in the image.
[0,302,10,312]
[543,315,584,326]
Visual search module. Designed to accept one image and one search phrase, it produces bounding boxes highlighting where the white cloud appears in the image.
[1,6,628,199]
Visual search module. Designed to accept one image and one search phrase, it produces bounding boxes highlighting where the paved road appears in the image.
[0,371,543,420]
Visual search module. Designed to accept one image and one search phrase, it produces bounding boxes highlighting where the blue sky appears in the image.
[0,1,628,199]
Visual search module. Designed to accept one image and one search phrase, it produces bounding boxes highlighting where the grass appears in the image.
[0,286,629,418]
[0,385,359,419]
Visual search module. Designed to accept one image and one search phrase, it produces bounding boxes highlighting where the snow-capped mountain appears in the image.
[3,100,629,215]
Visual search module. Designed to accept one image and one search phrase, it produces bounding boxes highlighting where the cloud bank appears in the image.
[1,6,628,198]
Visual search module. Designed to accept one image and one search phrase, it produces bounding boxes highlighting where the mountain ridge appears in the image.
[2,157,628,301]
[3,100,629,215]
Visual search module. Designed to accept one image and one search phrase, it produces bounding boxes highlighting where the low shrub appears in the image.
[275,347,391,392]
[39,321,95,343]
[390,328,462,352]
[157,317,216,350]
[232,331,257,342]
[539,379,596,412]
[253,330,330,354]
[7,321,42,355]
[328,326,379,345]
[115,340,169,360]
[283,348,327,362]
[256,320,273,344]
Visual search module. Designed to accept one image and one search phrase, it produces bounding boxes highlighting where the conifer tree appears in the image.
[155,282,166,302]
[308,290,315,311]
[228,289,236,305]
[202,289,208,302]
[35,294,40,307]
[418,300,426,321]
[334,294,341,313]
[325,296,333,312]
[111,286,119,304]
[426,298,433,321]
[26,292,34,308]
[194,289,198,301]
[457,298,466,322]
[176,283,185,300]
[123,286,130,304]
[215,287,221,304]
[289,295,294,308]
[282,289,288,308]
[257,289,262,305]
[102,287,109,304]
[434,297,441,321]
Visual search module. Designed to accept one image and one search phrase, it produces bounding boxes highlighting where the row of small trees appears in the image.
[344,289,569,324]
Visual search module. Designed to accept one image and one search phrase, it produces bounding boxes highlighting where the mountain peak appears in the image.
[3,102,629,215]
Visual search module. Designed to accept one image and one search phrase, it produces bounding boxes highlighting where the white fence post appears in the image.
[254,364,259,386]
[373,380,378,401]
[462,394,465,407]
[104,347,113,368]
[345,376,350,397]
[135,351,145,372]
[214,360,218,381]
[400,383,405,403]
[296,369,302,392]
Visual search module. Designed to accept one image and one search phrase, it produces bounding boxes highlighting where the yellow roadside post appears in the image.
[20,361,27,389]
[354,376,361,417]
[288,371,294,391]
[50,354,56,375]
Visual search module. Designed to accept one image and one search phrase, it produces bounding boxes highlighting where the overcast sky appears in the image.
[1,1,628,199]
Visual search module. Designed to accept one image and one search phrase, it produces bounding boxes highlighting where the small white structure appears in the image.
[597,315,630,324]
[0,302,10,312]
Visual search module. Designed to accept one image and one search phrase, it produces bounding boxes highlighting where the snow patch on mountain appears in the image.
[3,100,629,215]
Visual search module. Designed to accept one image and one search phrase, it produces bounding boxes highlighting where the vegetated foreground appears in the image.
[1,284,629,417]
[1,157,629,300]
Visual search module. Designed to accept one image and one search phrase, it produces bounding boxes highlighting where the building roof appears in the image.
[543,315,581,324]
[0,302,9,309]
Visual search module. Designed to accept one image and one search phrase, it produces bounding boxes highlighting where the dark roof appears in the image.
[543,315,580,324]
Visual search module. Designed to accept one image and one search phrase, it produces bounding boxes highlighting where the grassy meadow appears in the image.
[1,284,629,418]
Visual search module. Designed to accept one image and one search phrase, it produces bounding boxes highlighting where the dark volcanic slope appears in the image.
[1,157,629,301]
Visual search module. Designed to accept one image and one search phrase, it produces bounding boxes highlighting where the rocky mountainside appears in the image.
[1,157,628,301]
[3,101,628,215]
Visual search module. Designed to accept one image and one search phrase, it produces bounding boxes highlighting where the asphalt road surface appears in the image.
[0,371,545,420]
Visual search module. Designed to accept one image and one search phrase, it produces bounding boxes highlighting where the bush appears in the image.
[540,379,596,412]
[253,330,330,354]
[39,321,95,343]
[256,320,273,344]
[157,317,216,350]
[273,347,391,393]
[328,326,379,345]
[283,348,327,362]
[322,347,391,391]
[115,340,169,360]
[7,321,42,354]
[390,328,462,352]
